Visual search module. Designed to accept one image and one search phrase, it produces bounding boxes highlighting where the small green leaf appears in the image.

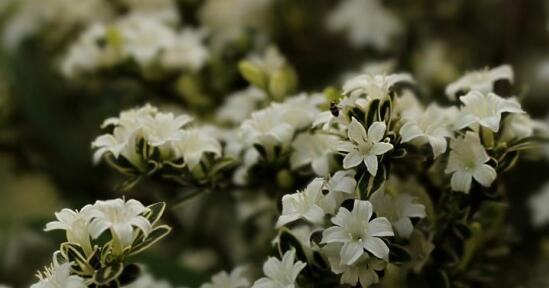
[238,60,267,89]
[93,262,124,284]
[143,202,166,226]
[129,225,172,256]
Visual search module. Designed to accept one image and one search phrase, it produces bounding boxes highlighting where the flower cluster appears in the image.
[31,198,171,287]
[61,16,209,77]
[92,104,221,180]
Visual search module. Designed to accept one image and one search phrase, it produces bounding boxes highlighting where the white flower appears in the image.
[117,16,177,67]
[122,271,174,288]
[455,91,524,132]
[199,0,274,49]
[61,23,111,77]
[337,119,393,176]
[161,29,209,71]
[321,243,385,288]
[276,178,326,227]
[290,133,339,176]
[217,87,267,124]
[142,112,193,147]
[400,104,457,158]
[321,170,357,215]
[528,182,549,227]
[369,190,426,238]
[272,93,323,129]
[31,262,86,288]
[446,65,513,99]
[88,199,152,253]
[326,0,402,50]
[322,200,393,263]
[445,132,497,193]
[252,249,306,288]
[44,206,99,255]
[240,106,295,159]
[200,267,249,288]
[500,113,536,142]
[343,73,414,101]
[172,129,222,170]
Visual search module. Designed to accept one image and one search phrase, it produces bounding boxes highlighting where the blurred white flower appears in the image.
[276,178,326,227]
[88,199,151,253]
[44,205,99,255]
[122,271,175,288]
[200,267,249,288]
[199,0,274,49]
[343,73,414,100]
[119,0,179,24]
[337,119,393,176]
[322,200,393,263]
[445,132,496,193]
[400,104,457,158]
[500,113,536,142]
[252,249,306,288]
[445,65,513,99]
[290,133,339,176]
[369,190,426,238]
[327,0,402,50]
[528,182,549,228]
[2,0,111,50]
[31,262,86,288]
[322,243,385,288]
[240,106,295,158]
[321,170,357,215]
[172,129,222,170]
[217,87,267,124]
[161,29,210,71]
[455,91,524,132]
[142,112,193,147]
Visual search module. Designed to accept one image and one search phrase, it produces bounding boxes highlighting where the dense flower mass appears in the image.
[5,1,548,286]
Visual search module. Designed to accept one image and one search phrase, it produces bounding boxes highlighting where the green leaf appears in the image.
[129,225,172,256]
[143,202,166,226]
[93,262,124,285]
[60,242,90,273]
[357,165,387,200]
[278,228,308,263]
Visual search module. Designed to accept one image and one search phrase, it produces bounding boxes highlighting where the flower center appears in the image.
[358,141,374,154]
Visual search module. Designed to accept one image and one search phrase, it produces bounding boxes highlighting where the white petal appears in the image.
[393,217,414,239]
[367,217,394,237]
[348,118,367,143]
[333,177,357,194]
[311,157,330,176]
[473,164,497,187]
[455,113,477,130]
[88,219,110,239]
[364,154,378,176]
[332,207,353,227]
[340,241,364,265]
[371,142,393,155]
[367,121,386,143]
[303,205,326,224]
[353,200,373,221]
[276,214,300,228]
[362,236,390,260]
[479,115,501,132]
[322,227,350,243]
[451,171,473,193]
[400,122,423,142]
[428,136,448,158]
[113,224,134,248]
[343,151,363,169]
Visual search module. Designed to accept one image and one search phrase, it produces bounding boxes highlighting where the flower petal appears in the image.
[340,240,364,265]
[364,154,378,176]
[322,226,350,243]
[343,151,363,169]
[348,118,367,143]
[473,164,497,187]
[363,236,390,260]
[367,121,386,143]
[367,217,394,237]
[451,171,473,193]
[371,142,393,155]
